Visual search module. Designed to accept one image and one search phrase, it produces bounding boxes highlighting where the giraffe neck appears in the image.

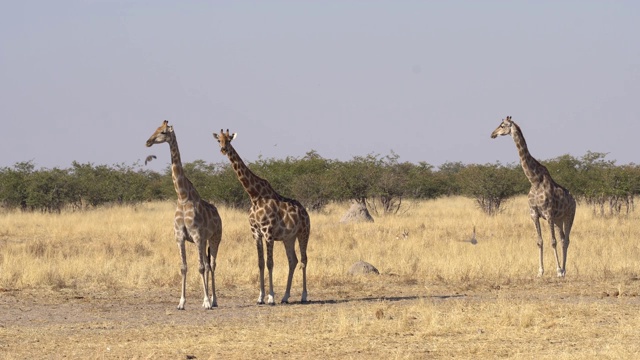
[167,133,195,202]
[511,123,544,185]
[225,144,280,202]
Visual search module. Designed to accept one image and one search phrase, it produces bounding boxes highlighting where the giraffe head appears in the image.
[146,120,175,147]
[490,116,514,139]
[213,129,237,156]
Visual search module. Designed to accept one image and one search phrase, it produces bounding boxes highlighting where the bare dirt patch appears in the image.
[2,276,639,359]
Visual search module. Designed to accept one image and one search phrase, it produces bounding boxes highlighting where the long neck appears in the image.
[226,144,279,202]
[511,123,544,185]
[168,134,194,202]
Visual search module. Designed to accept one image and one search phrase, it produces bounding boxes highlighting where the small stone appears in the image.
[348,261,380,275]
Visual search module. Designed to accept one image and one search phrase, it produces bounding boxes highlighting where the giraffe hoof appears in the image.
[267,295,275,305]
[257,301,265,305]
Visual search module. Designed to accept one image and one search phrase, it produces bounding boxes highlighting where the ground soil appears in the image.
[1,277,639,359]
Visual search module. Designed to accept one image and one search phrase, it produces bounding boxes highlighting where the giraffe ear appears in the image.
[213,133,219,140]
[230,133,237,140]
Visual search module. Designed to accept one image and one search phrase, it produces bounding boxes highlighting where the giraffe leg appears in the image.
[281,238,298,304]
[560,235,570,278]
[548,219,563,278]
[559,214,574,278]
[203,257,209,294]
[299,231,309,303]
[176,237,188,310]
[202,249,210,307]
[193,233,212,309]
[532,215,544,277]
[265,237,276,305]
[208,233,222,308]
[255,234,266,305]
[556,225,567,278]
[562,208,576,276]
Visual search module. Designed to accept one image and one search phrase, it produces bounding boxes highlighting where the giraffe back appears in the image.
[250,197,310,241]
[528,178,576,222]
[175,197,222,242]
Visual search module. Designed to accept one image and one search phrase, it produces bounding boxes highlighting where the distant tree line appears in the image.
[1,151,638,217]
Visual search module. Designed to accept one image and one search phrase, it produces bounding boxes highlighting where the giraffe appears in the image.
[213,129,310,305]
[146,120,222,309]
[491,116,576,277]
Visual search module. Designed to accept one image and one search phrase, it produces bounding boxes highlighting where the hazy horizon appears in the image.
[2,1,638,173]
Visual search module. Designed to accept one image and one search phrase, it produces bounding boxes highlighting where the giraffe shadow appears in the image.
[299,293,466,306]
[218,294,466,309]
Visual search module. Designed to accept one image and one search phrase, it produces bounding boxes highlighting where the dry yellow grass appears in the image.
[1,196,639,358]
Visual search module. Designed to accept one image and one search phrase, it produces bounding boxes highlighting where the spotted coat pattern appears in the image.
[491,116,576,277]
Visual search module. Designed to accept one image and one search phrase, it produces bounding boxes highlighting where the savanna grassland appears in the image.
[1,196,639,359]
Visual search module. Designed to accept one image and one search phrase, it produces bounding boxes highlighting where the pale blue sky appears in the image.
[1,1,638,172]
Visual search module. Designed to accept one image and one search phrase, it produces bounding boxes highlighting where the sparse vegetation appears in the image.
[1,197,639,358]
[2,151,637,217]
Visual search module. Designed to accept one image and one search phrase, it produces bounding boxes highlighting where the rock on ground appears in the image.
[348,261,380,275]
